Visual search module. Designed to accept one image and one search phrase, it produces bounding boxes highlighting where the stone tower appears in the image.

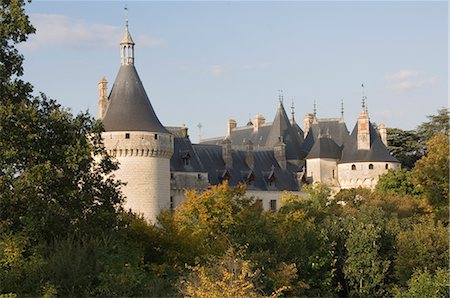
[100,20,173,223]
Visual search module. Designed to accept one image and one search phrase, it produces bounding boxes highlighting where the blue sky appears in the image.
[21,1,448,142]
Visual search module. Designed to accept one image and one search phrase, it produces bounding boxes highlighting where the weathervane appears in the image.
[313,100,317,117]
[291,97,295,121]
[124,5,129,26]
[361,83,367,111]
[341,99,344,117]
[197,123,203,142]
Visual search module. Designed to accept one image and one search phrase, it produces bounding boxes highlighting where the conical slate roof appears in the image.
[266,103,305,160]
[306,135,342,159]
[339,121,399,163]
[102,64,168,133]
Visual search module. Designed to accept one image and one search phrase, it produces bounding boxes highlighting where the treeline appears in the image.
[0,1,448,297]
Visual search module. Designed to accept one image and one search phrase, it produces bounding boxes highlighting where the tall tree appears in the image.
[386,128,422,169]
[417,108,449,142]
[0,0,35,101]
[411,133,449,211]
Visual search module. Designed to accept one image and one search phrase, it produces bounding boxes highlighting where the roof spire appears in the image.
[341,99,344,118]
[361,83,366,112]
[313,100,317,117]
[120,5,135,66]
[278,89,284,105]
[291,97,295,121]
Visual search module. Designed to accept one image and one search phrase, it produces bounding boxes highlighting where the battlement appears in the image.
[103,131,173,159]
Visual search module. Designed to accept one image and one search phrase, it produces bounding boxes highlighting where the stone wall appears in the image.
[338,161,400,189]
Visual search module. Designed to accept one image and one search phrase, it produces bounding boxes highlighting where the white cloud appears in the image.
[385,70,419,81]
[211,65,225,76]
[388,76,438,92]
[22,14,163,50]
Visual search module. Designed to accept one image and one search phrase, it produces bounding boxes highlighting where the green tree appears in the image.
[395,219,448,285]
[387,128,422,169]
[0,0,35,102]
[393,268,449,298]
[411,133,449,211]
[375,168,418,196]
[417,108,449,142]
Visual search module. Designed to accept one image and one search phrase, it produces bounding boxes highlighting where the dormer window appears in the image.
[181,151,191,166]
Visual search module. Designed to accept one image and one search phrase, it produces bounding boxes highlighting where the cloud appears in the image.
[211,65,225,76]
[388,76,438,92]
[22,14,163,50]
[385,70,419,81]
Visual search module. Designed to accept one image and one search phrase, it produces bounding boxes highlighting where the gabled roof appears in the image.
[339,121,399,163]
[168,127,205,173]
[102,65,168,133]
[306,135,342,159]
[301,118,349,156]
[199,103,305,160]
[192,144,303,191]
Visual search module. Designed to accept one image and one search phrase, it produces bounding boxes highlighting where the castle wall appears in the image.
[306,158,339,186]
[103,131,173,223]
[337,161,400,189]
[170,171,209,207]
[246,190,304,211]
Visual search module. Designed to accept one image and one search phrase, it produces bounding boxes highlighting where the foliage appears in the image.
[395,219,449,285]
[387,128,422,169]
[417,107,449,142]
[0,0,35,102]
[411,133,449,211]
[179,248,262,298]
[393,268,449,298]
[375,168,419,196]
[0,97,124,242]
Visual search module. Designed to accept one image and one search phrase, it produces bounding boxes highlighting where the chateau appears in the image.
[98,22,400,223]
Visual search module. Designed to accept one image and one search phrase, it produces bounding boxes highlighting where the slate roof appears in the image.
[306,135,342,159]
[167,127,206,173]
[192,144,303,191]
[102,65,168,133]
[301,118,349,156]
[200,103,305,160]
[339,121,399,163]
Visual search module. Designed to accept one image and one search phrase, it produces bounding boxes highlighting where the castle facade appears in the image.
[99,23,400,223]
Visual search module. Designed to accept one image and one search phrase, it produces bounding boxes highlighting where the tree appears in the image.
[395,219,448,285]
[0,0,35,102]
[417,108,449,142]
[393,268,449,298]
[411,133,449,211]
[375,168,418,196]
[0,97,124,242]
[386,128,422,169]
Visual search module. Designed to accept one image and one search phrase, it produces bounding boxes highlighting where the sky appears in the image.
[20,1,448,143]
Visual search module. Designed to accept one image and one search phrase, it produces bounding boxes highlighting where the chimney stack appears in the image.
[222,138,233,169]
[378,123,387,146]
[274,137,286,170]
[98,77,108,119]
[245,139,254,169]
[357,110,370,150]
[227,119,237,137]
[253,114,265,132]
[303,113,315,138]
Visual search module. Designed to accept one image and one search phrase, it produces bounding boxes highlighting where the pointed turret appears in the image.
[101,21,168,133]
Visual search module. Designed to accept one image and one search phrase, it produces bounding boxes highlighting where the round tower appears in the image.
[101,20,173,223]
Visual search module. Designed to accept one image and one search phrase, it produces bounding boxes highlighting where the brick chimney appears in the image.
[222,138,232,169]
[378,123,387,146]
[357,110,370,150]
[253,114,265,132]
[98,77,108,119]
[227,119,237,137]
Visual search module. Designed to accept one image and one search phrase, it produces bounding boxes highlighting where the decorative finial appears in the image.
[361,83,366,111]
[291,97,295,121]
[124,5,129,27]
[197,123,203,141]
[278,89,284,105]
[341,99,344,117]
[313,100,317,117]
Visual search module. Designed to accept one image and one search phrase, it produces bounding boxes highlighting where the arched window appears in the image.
[369,164,374,170]
[351,164,356,170]
[385,164,389,169]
